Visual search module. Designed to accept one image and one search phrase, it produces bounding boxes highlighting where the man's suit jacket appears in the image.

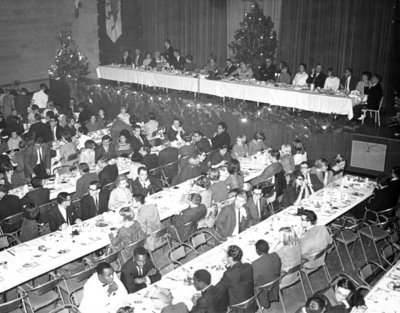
[245,196,268,226]
[3,173,25,190]
[251,162,283,186]
[216,262,255,311]
[21,187,50,206]
[252,253,281,308]
[211,132,231,150]
[309,168,333,187]
[141,154,159,172]
[164,46,174,63]
[366,83,383,110]
[98,164,119,187]
[0,194,23,221]
[171,56,186,71]
[172,204,207,242]
[120,56,132,66]
[75,172,99,199]
[306,72,327,89]
[23,143,52,176]
[196,137,212,153]
[134,54,145,67]
[14,94,30,121]
[158,147,179,178]
[48,204,81,232]
[224,65,237,77]
[29,122,52,142]
[259,64,276,81]
[340,76,357,92]
[388,179,400,208]
[80,194,102,220]
[95,144,117,162]
[49,125,64,141]
[78,108,92,125]
[215,204,247,239]
[190,285,229,313]
[131,177,162,197]
[120,258,161,293]
[300,225,333,268]
[130,135,149,153]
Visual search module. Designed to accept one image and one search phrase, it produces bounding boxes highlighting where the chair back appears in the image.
[357,261,386,286]
[38,202,52,223]
[1,212,23,234]
[282,263,302,275]
[378,97,384,111]
[49,304,81,313]
[70,267,95,282]
[304,246,329,263]
[255,276,281,292]
[69,288,84,307]
[0,294,26,313]
[30,275,61,295]
[380,244,395,266]
[168,245,187,263]
[228,294,258,312]
[95,249,120,265]
[190,232,207,249]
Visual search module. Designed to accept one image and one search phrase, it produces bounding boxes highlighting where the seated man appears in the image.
[316,276,366,313]
[95,135,117,162]
[300,209,332,269]
[366,173,391,216]
[0,184,23,221]
[211,122,230,150]
[21,177,50,206]
[192,130,212,154]
[388,166,400,208]
[246,185,269,226]
[80,181,108,220]
[354,73,383,120]
[299,161,323,192]
[171,152,208,186]
[208,144,231,167]
[167,118,185,142]
[120,247,161,293]
[131,166,162,197]
[48,192,82,232]
[75,163,99,199]
[251,149,283,186]
[130,124,150,154]
[252,240,281,309]
[191,269,228,313]
[215,190,248,239]
[80,262,127,313]
[158,139,179,180]
[97,157,119,187]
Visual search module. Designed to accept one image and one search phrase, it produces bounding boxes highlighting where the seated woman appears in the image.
[225,159,244,190]
[59,131,78,166]
[202,56,219,76]
[116,130,133,157]
[158,53,170,70]
[292,63,309,86]
[272,227,302,286]
[281,173,312,208]
[20,203,40,243]
[248,131,268,156]
[280,144,295,177]
[324,68,340,91]
[109,175,133,211]
[276,63,291,84]
[1,161,25,189]
[331,154,346,181]
[64,116,76,137]
[117,106,131,126]
[85,114,102,132]
[230,61,253,80]
[142,52,153,69]
[79,139,96,169]
[356,71,372,99]
[231,134,249,160]
[310,158,333,187]
[292,139,308,166]
[209,168,229,203]
[97,108,108,129]
[109,207,146,261]
[193,175,213,208]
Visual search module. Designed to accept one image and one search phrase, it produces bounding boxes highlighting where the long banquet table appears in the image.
[0,154,267,294]
[97,65,355,119]
[119,176,374,312]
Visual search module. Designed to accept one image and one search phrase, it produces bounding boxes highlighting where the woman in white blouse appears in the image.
[323,68,340,91]
[108,175,133,211]
[292,63,309,86]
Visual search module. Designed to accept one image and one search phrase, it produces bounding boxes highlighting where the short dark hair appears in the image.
[270,149,280,160]
[217,122,227,130]
[84,139,96,149]
[345,68,353,74]
[372,73,382,83]
[301,209,317,225]
[31,177,43,189]
[193,130,204,137]
[305,295,327,313]
[31,104,39,111]
[102,135,111,142]
[174,49,181,55]
[137,166,147,175]
[227,245,243,262]
[148,112,156,120]
[1,162,14,172]
[193,269,211,285]
[164,39,171,45]
[188,193,202,205]
[133,124,141,131]
[134,246,148,257]
[56,192,70,205]
[392,166,400,178]
[361,71,372,80]
[88,181,101,190]
[227,159,241,175]
[40,83,47,90]
[299,63,307,70]
[376,173,388,186]
[255,239,270,254]
[220,144,229,151]
[226,58,233,63]
[79,163,90,173]
[253,131,265,141]
[79,126,89,135]
[62,131,73,142]
[96,262,113,275]
[23,203,39,220]
[132,193,145,204]
[186,54,193,61]
[336,277,355,293]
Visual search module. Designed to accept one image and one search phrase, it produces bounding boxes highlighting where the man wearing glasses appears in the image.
[48,192,82,232]
[299,161,323,192]
[80,181,107,220]
[246,185,268,226]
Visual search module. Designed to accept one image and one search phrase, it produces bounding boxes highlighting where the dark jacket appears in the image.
[75,172,99,199]
[158,147,179,178]
[224,65,237,77]
[259,64,276,81]
[131,177,162,197]
[340,76,357,92]
[98,164,119,187]
[388,179,400,208]
[28,121,52,142]
[23,143,52,177]
[171,204,207,242]
[80,194,101,220]
[47,204,81,232]
[195,137,212,153]
[190,285,229,313]
[120,258,161,293]
[95,144,117,162]
[211,132,231,150]
[21,187,50,206]
[306,72,327,89]
[0,194,23,221]
[171,56,186,71]
[366,83,383,110]
[215,204,247,239]
[130,135,149,153]
[251,162,283,186]
[245,196,268,226]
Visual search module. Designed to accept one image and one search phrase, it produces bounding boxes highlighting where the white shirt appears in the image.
[232,206,247,236]
[324,77,340,91]
[58,205,68,224]
[32,90,48,109]
[36,147,42,165]
[345,76,351,91]
[79,274,127,313]
[292,72,309,86]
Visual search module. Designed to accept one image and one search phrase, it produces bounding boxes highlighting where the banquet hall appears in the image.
[0,0,400,313]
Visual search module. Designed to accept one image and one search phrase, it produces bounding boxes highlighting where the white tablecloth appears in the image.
[96,66,355,119]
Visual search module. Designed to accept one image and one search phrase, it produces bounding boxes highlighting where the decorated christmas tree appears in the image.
[229,1,278,66]
[48,30,90,80]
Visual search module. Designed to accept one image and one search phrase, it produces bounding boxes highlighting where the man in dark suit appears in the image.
[80,181,103,220]
[95,135,117,162]
[48,192,82,232]
[355,74,384,120]
[158,140,179,180]
[252,240,281,309]
[120,247,161,293]
[192,131,212,153]
[98,157,119,187]
[224,59,237,77]
[215,191,248,239]
[191,269,229,313]
[164,39,174,64]
[130,124,150,153]
[171,49,186,71]
[211,122,231,150]
[340,68,357,92]
[306,64,327,89]
[28,114,52,142]
[24,137,52,179]
[246,185,269,226]
[139,146,159,173]
[216,245,255,313]
[77,103,92,125]
[171,193,207,242]
[14,88,30,122]
[299,161,323,192]
[120,49,132,66]
[48,117,64,141]
[131,167,162,197]
[0,185,23,221]
[21,177,50,206]
[133,48,144,67]
[208,145,231,167]
[388,166,400,207]
[251,150,284,186]
[75,163,99,199]
[259,57,276,81]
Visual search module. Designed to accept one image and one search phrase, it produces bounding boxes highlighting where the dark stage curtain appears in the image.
[278,0,395,89]
[139,0,227,70]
